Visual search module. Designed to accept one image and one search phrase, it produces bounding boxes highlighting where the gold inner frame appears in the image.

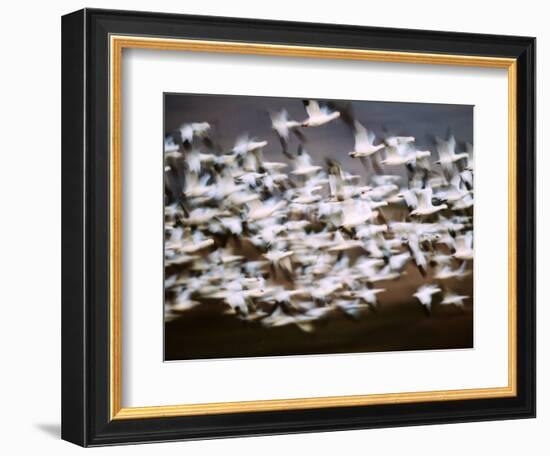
[109,35,518,420]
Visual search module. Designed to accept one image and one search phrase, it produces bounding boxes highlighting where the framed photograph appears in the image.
[62,8,536,446]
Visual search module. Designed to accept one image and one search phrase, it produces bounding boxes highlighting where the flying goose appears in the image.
[434,261,471,280]
[232,134,268,156]
[440,291,469,308]
[185,149,217,174]
[270,109,305,153]
[382,143,429,167]
[348,121,385,158]
[291,147,322,176]
[435,135,469,177]
[453,232,474,260]
[385,135,415,148]
[345,287,386,309]
[179,122,211,144]
[413,284,442,313]
[327,230,363,252]
[164,138,182,159]
[335,299,371,319]
[410,188,448,216]
[263,248,294,274]
[183,172,212,198]
[301,100,341,127]
[246,198,286,221]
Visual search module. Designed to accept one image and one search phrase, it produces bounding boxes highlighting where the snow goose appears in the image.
[440,291,469,308]
[453,232,474,260]
[301,100,341,127]
[410,188,448,216]
[413,284,442,313]
[291,147,322,176]
[348,121,385,158]
[270,109,305,153]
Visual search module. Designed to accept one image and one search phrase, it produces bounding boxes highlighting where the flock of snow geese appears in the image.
[164,100,474,334]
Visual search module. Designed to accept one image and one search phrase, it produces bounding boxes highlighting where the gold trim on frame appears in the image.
[109,35,518,420]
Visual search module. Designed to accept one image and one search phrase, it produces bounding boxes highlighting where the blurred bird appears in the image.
[301,100,341,127]
[348,121,385,158]
[414,284,442,313]
[270,109,306,155]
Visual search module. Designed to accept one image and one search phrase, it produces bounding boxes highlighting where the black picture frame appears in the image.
[62,8,536,447]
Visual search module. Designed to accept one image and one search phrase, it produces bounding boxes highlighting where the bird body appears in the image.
[328,230,363,252]
[346,287,386,307]
[389,251,411,272]
[410,188,448,216]
[184,172,212,198]
[270,109,305,154]
[349,121,385,157]
[271,109,301,138]
[291,148,322,175]
[435,135,469,178]
[247,198,286,221]
[179,122,211,143]
[434,261,471,280]
[301,100,341,127]
[184,208,222,226]
[385,135,415,148]
[233,134,268,156]
[165,289,200,320]
[440,291,469,308]
[164,138,182,159]
[453,232,474,260]
[414,284,442,311]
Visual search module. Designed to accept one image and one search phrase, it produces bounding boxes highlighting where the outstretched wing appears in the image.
[303,100,321,117]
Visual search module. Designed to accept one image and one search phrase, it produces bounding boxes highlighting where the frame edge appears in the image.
[61,8,88,448]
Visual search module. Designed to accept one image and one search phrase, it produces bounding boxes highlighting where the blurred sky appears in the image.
[164,93,473,172]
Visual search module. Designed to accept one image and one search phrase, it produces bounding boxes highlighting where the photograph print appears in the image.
[163,93,474,361]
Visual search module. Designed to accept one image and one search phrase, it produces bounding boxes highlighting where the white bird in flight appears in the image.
[453,232,474,260]
[270,109,305,153]
[348,121,385,158]
[301,100,341,127]
[440,291,469,308]
[410,188,448,216]
[179,122,211,143]
[435,135,469,176]
[414,284,442,313]
[291,147,322,175]
[232,134,268,156]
